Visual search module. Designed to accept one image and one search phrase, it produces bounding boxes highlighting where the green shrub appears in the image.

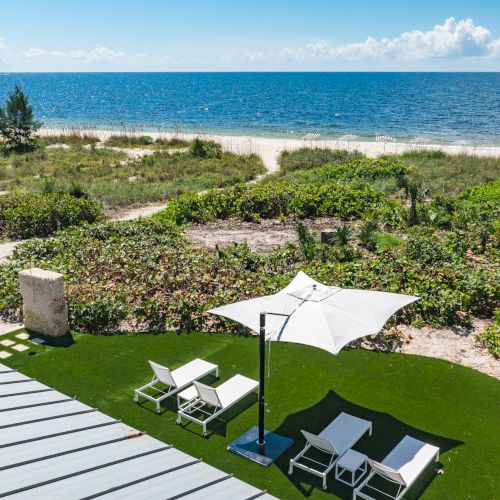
[0,193,103,239]
[476,310,500,358]
[190,139,222,159]
[459,179,500,205]
[389,151,500,196]
[278,148,363,172]
[158,181,390,224]
[276,157,410,184]
[39,133,99,147]
[0,217,497,332]
[105,135,154,147]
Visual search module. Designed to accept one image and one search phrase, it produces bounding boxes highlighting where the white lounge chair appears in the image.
[176,374,258,436]
[288,412,372,490]
[353,435,440,500]
[134,358,219,413]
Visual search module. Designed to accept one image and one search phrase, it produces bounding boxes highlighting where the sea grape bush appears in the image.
[0,193,103,239]
[158,181,392,224]
[278,148,363,172]
[0,218,497,333]
[275,158,410,184]
[476,310,500,358]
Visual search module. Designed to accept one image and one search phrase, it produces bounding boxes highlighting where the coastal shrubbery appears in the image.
[476,310,500,358]
[0,217,497,332]
[0,142,265,210]
[0,192,103,239]
[157,181,394,224]
[278,148,500,196]
[274,157,410,183]
[391,151,500,195]
[39,133,100,147]
[156,157,409,225]
[105,134,191,149]
[278,148,363,172]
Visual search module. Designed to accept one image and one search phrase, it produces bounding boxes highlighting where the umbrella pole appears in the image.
[258,312,266,449]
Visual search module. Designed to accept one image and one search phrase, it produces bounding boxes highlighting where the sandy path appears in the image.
[0,241,24,263]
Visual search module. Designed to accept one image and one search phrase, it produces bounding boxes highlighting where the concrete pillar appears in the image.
[19,268,69,337]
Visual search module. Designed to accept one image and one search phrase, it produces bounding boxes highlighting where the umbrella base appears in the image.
[227,426,294,467]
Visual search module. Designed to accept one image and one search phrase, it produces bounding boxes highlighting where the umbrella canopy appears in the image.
[208,271,419,355]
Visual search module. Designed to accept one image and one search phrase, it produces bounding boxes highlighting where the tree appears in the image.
[0,85,42,153]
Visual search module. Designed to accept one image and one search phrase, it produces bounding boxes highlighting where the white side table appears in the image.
[335,449,368,487]
[176,385,198,412]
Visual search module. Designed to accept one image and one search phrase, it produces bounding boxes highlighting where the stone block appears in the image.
[19,268,69,337]
[320,230,335,244]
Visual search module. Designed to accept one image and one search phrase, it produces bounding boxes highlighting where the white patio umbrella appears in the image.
[208,271,419,464]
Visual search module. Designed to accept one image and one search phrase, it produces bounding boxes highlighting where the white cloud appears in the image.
[0,36,6,51]
[21,45,128,63]
[275,17,500,62]
[69,46,126,62]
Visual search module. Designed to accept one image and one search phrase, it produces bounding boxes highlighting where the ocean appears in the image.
[0,72,498,145]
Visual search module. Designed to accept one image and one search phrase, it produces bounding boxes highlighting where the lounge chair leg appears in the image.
[322,477,327,490]
[288,461,294,475]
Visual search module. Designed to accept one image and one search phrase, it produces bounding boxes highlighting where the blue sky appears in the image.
[1,0,499,71]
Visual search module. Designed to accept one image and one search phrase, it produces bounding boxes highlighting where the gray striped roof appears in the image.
[0,362,277,500]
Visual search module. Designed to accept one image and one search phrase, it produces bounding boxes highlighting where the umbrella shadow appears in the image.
[272,390,463,499]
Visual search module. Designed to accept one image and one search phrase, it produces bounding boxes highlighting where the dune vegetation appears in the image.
[0,137,266,213]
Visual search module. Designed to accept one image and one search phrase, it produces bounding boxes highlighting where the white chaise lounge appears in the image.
[176,374,258,436]
[288,412,372,490]
[353,435,440,500]
[134,358,219,413]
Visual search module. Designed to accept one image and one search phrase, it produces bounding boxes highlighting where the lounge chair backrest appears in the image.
[367,458,406,486]
[301,430,338,455]
[149,360,176,387]
[194,381,222,408]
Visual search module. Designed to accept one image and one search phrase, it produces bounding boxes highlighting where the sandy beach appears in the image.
[39,128,500,173]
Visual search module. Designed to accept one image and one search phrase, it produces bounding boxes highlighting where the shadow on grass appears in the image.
[178,392,259,438]
[272,390,463,499]
[24,330,75,349]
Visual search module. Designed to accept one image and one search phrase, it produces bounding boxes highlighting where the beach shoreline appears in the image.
[39,127,500,174]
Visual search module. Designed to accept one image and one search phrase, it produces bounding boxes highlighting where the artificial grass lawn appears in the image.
[3,330,499,499]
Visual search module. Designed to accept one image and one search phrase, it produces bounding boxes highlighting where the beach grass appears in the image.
[386,151,500,195]
[277,148,500,197]
[38,133,100,147]
[0,145,265,210]
[105,134,191,149]
[3,329,499,499]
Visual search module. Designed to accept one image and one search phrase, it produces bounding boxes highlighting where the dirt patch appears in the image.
[110,203,168,222]
[396,320,499,379]
[358,319,499,380]
[185,218,345,251]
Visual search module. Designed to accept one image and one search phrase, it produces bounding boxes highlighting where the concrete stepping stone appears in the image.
[0,351,12,359]
[12,344,29,352]
[15,333,30,340]
[0,339,15,347]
